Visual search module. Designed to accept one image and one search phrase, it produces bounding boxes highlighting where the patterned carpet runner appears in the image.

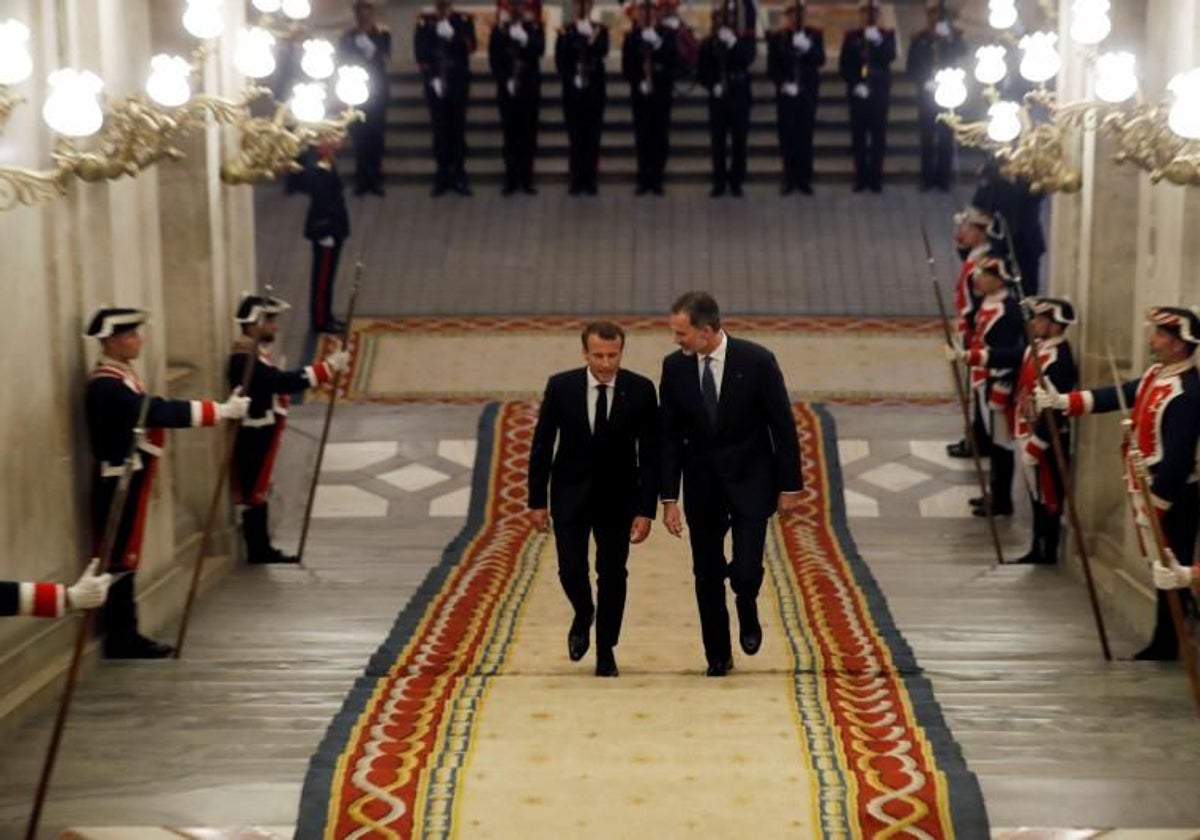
[296,402,987,838]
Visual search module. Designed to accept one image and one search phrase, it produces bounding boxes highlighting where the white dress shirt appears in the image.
[586,368,615,432]
[697,331,728,396]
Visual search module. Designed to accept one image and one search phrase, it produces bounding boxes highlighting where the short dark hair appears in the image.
[671,291,721,330]
[581,320,626,349]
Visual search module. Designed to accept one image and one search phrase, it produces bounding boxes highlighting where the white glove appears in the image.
[641,26,662,48]
[1152,549,1193,590]
[355,32,378,58]
[431,77,445,98]
[1033,383,1069,413]
[793,31,811,52]
[574,73,585,89]
[718,26,737,47]
[662,14,681,29]
[509,22,529,45]
[712,82,724,98]
[853,82,870,99]
[935,20,951,37]
[782,81,800,97]
[924,79,937,92]
[639,79,652,95]
[218,389,250,421]
[865,25,882,43]
[318,235,335,247]
[943,342,966,363]
[577,19,593,38]
[66,558,112,611]
[324,350,350,373]
[1132,496,1152,529]
[437,18,455,39]
[506,77,518,96]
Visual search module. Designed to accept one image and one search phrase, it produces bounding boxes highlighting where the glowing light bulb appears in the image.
[281,0,312,19]
[0,20,34,85]
[1168,68,1200,140]
[335,65,370,106]
[235,27,277,79]
[42,68,104,137]
[291,82,326,122]
[1019,31,1061,84]
[1070,0,1111,45]
[145,54,192,107]
[934,67,968,109]
[252,0,282,11]
[1094,52,1137,103]
[301,39,336,80]
[986,100,1022,142]
[974,45,1007,86]
[988,0,1018,30]
[182,0,224,40]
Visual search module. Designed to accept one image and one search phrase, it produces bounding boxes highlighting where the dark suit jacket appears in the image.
[528,368,660,524]
[659,335,802,520]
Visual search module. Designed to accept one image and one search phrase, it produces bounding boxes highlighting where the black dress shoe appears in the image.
[946,440,972,458]
[584,184,598,195]
[972,502,1013,517]
[635,185,649,196]
[105,634,174,660]
[919,182,934,192]
[651,184,664,196]
[368,185,385,197]
[705,657,734,677]
[710,184,726,198]
[249,548,300,565]
[736,597,762,655]
[452,177,472,196]
[1132,643,1179,662]
[567,612,592,662]
[869,183,882,193]
[521,183,538,195]
[501,183,517,197]
[568,183,581,196]
[969,496,984,508]
[1014,549,1051,565]
[852,182,867,193]
[780,182,794,196]
[797,184,813,195]
[730,183,744,197]
[431,182,448,197]
[595,647,619,677]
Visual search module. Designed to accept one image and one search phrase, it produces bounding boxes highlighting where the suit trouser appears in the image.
[708,92,750,188]
[499,87,540,187]
[917,99,953,187]
[349,102,386,190]
[564,87,605,188]
[427,89,469,184]
[553,513,632,649]
[308,238,344,331]
[1143,482,1200,654]
[849,91,889,187]
[776,92,817,187]
[686,480,769,665]
[1015,245,1042,297]
[633,92,671,188]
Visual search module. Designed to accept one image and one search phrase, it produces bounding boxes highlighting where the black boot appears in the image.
[989,448,1015,515]
[243,504,298,564]
[1015,502,1045,564]
[1040,505,1062,564]
[103,574,173,659]
[1132,592,1180,661]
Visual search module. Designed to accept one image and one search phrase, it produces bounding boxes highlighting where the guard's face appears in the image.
[355,3,376,27]
[257,315,280,344]
[583,334,624,383]
[669,312,716,356]
[972,270,1002,297]
[436,0,452,14]
[1030,313,1054,340]
[858,8,872,26]
[577,0,591,19]
[955,223,985,250]
[1149,326,1188,364]
[103,329,143,362]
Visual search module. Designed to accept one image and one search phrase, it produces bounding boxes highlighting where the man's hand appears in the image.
[218,388,250,421]
[1153,548,1193,589]
[865,25,882,43]
[718,26,737,47]
[782,82,800,97]
[793,31,811,51]
[509,22,529,45]
[943,341,966,363]
[630,516,652,544]
[66,558,112,611]
[1033,383,1069,413]
[318,235,336,247]
[430,77,445,98]
[712,83,724,98]
[935,20,951,37]
[324,350,350,373]
[577,19,593,38]
[529,508,550,532]
[641,26,662,48]
[778,492,802,514]
[663,501,684,537]
[853,82,870,99]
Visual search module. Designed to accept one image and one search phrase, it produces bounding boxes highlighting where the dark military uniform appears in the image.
[906,19,967,190]
[767,19,825,193]
[490,10,546,193]
[1,581,67,618]
[697,26,756,195]
[622,21,678,194]
[298,149,350,334]
[415,10,477,195]
[973,162,1046,297]
[838,18,896,191]
[556,18,609,194]
[337,24,392,195]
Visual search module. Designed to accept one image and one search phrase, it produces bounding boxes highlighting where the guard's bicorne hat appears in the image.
[954,205,993,229]
[84,307,148,339]
[1024,296,1075,326]
[235,292,292,325]
[1147,306,1200,344]
[973,255,1013,283]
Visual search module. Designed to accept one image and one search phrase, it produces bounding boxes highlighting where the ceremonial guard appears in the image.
[298,142,350,335]
[838,0,895,192]
[490,0,546,195]
[958,298,1077,562]
[906,0,966,191]
[951,258,1024,516]
[85,308,249,658]
[697,4,756,197]
[414,0,476,197]
[555,0,609,195]
[623,0,678,195]
[1037,306,1200,660]
[337,1,392,196]
[1,562,111,617]
[229,294,349,565]
[766,1,825,195]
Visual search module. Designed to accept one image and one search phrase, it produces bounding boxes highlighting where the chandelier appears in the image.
[0,0,371,210]
[933,0,1200,192]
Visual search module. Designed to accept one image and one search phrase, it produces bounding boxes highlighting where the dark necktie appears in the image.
[594,383,609,438]
[701,356,718,426]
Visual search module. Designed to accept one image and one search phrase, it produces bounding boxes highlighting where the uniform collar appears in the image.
[967,243,989,262]
[1036,334,1066,349]
[983,287,1009,305]
[1157,356,1197,379]
[97,354,135,374]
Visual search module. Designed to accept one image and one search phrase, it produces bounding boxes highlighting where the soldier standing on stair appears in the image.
[767,1,825,195]
[415,0,476,197]
[298,141,350,336]
[84,308,249,658]
[490,0,546,196]
[907,0,966,191]
[229,294,349,565]
[337,0,392,196]
[698,3,756,198]
[838,0,895,192]
[623,0,677,196]
[556,0,609,196]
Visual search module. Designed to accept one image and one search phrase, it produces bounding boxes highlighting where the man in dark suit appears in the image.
[528,321,660,677]
[838,0,896,192]
[337,0,392,196]
[659,292,803,677]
